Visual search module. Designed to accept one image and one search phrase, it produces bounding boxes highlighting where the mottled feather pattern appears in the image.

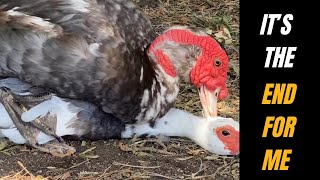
[68,105,126,140]
[0,0,162,123]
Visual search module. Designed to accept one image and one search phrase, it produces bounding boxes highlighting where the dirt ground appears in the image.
[0,0,239,179]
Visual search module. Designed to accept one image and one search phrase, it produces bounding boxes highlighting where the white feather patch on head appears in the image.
[209,117,239,131]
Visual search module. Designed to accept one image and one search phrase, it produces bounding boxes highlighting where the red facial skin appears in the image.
[153,49,177,77]
[216,125,240,155]
[148,29,229,100]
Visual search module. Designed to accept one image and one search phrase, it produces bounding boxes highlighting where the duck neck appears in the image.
[147,39,199,84]
[134,53,181,124]
[135,29,201,123]
[153,109,209,146]
[122,108,214,151]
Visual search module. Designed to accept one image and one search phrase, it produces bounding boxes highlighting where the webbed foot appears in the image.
[0,87,75,157]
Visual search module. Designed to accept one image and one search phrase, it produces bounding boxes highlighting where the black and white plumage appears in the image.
[0,78,239,156]
[0,0,230,126]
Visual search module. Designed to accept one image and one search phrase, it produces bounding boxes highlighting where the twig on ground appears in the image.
[191,159,207,178]
[186,158,236,179]
[134,139,168,151]
[17,161,35,179]
[112,162,161,169]
[95,163,113,180]
[144,171,177,179]
[66,159,90,170]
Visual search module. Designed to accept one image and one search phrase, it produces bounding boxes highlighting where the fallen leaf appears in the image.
[230,60,239,76]
[225,39,233,45]
[206,29,213,35]
[214,31,225,39]
[56,171,71,180]
[118,143,129,151]
[81,140,87,147]
[0,141,8,151]
[122,171,132,178]
[214,27,233,44]
[187,149,203,156]
[223,27,232,38]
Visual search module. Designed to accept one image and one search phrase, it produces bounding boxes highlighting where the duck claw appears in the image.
[0,87,67,151]
[29,115,65,143]
[33,140,76,157]
[11,89,53,108]
[0,87,39,146]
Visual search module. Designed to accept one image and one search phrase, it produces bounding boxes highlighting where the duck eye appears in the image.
[222,130,230,136]
[214,58,222,67]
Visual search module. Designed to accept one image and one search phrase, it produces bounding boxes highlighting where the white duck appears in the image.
[0,78,239,157]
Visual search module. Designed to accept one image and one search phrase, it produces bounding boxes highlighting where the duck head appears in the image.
[194,116,239,155]
[147,26,229,118]
[170,108,239,156]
